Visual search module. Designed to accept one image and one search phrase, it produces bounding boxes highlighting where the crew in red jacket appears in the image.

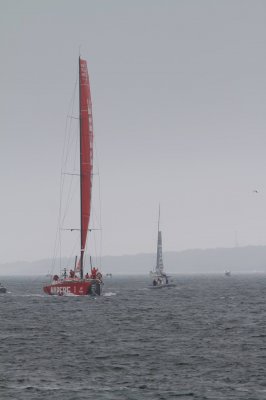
[91,267,98,279]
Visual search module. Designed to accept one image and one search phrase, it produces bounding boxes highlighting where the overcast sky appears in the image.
[1,0,266,263]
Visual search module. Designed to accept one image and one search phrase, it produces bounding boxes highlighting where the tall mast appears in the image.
[79,56,84,279]
[158,203,160,234]
[156,204,163,274]
[78,57,93,279]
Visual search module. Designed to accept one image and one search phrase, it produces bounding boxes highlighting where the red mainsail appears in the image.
[79,58,93,275]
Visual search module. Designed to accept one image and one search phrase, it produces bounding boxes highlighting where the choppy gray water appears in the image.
[0,275,266,400]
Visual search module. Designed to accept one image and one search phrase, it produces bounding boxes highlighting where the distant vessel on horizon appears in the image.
[225,270,231,277]
[0,282,7,294]
[149,206,176,289]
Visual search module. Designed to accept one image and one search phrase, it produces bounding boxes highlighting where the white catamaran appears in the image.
[149,206,176,289]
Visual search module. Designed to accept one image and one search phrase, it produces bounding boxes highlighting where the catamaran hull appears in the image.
[149,283,176,289]
[43,280,102,296]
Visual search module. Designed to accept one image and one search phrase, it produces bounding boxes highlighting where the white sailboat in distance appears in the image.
[149,206,176,289]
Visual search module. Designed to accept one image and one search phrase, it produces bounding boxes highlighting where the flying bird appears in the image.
[253,190,259,193]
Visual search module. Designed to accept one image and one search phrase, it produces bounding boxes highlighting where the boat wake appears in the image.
[60,292,77,297]
[10,293,46,298]
[103,292,117,297]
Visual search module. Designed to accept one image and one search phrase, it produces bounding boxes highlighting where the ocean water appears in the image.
[0,274,265,400]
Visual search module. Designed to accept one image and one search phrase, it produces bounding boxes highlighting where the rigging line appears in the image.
[62,172,80,176]
[62,228,101,231]
[88,204,99,267]
[90,196,102,266]
[61,122,79,192]
[94,138,103,268]
[60,168,79,230]
[62,66,78,172]
[83,236,90,272]
[59,127,76,269]
[90,202,101,230]
[93,213,99,268]
[60,65,79,199]
[62,171,96,175]
[60,83,78,199]
[53,93,78,275]
[66,233,80,270]
[60,176,79,232]
[56,234,79,276]
[51,70,78,271]
[83,211,97,270]
[96,159,103,267]
[92,226,98,268]
[91,210,102,266]
[60,128,79,228]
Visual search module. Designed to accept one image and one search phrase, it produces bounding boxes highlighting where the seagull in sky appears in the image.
[253,190,259,193]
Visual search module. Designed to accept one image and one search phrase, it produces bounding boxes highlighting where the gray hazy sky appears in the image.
[1,0,266,263]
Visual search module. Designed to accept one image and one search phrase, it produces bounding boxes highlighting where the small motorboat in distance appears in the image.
[0,283,7,294]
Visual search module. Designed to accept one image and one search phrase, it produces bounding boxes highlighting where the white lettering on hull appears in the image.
[50,286,71,295]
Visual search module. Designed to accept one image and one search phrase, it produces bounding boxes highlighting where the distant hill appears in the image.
[1,246,266,276]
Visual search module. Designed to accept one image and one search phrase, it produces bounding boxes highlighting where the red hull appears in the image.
[43,279,101,296]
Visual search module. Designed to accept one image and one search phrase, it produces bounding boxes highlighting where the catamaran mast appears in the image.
[156,204,164,275]
[158,204,160,234]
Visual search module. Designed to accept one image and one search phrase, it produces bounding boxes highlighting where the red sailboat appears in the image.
[43,58,103,296]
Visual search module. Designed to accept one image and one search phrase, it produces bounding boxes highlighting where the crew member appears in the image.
[91,267,98,279]
[69,269,75,278]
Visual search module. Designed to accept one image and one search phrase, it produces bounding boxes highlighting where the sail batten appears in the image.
[79,58,93,277]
